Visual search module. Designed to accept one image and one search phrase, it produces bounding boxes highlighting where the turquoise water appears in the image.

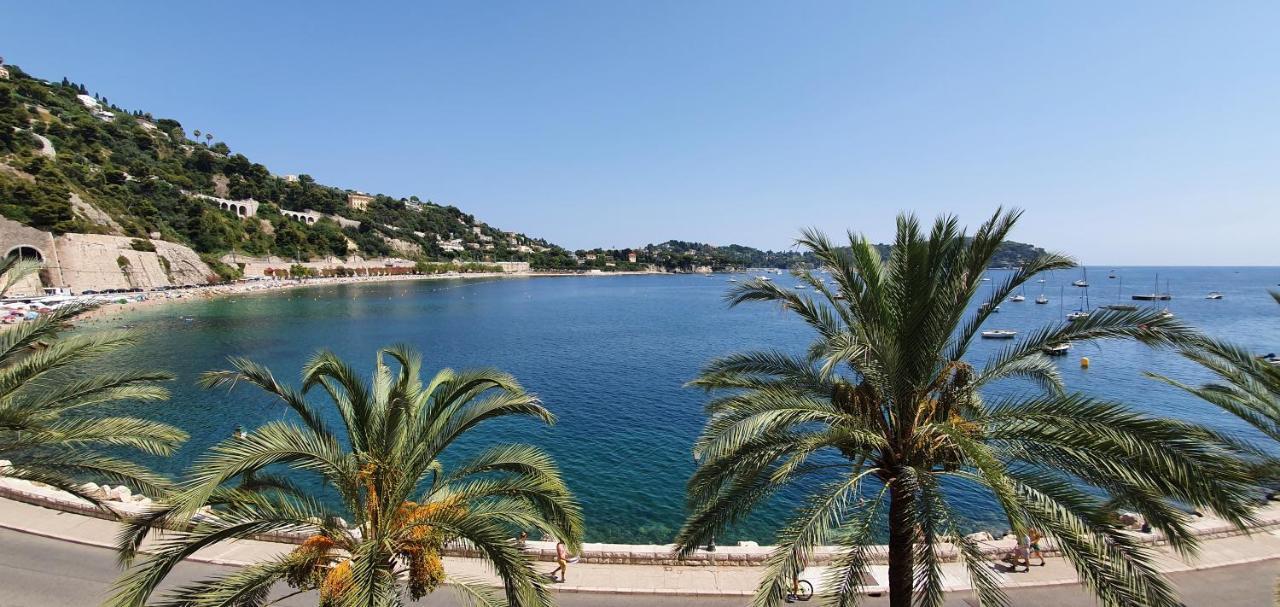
[91,268,1280,543]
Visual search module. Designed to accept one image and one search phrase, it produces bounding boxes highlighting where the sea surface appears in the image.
[86,267,1280,544]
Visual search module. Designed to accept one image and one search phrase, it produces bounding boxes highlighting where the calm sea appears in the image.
[87,267,1280,543]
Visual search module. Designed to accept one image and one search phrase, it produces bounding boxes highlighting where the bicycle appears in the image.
[788,579,814,602]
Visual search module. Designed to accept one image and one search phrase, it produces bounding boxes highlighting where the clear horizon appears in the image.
[3,1,1278,264]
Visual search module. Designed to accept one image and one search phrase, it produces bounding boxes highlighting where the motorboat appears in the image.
[1035,295,1049,304]
[1043,343,1071,356]
[981,330,1017,339]
[1205,291,1223,300]
[1067,311,1090,321]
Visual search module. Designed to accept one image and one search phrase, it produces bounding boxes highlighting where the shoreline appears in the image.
[70,269,665,326]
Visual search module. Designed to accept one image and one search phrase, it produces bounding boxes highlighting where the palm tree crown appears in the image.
[110,345,582,607]
[1148,291,1280,482]
[676,210,1258,607]
[0,256,184,506]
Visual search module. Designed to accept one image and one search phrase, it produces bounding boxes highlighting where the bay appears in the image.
[86,267,1280,543]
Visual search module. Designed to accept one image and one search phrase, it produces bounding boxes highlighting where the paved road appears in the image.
[0,528,1275,606]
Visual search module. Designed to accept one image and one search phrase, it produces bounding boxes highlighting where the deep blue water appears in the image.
[88,267,1280,543]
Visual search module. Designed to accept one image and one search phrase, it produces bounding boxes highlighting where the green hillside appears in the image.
[0,62,1046,277]
[0,63,570,275]
[572,238,1050,272]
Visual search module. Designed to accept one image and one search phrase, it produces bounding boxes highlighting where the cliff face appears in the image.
[2,216,213,294]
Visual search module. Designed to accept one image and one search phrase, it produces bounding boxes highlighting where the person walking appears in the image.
[1028,528,1046,567]
[553,539,569,583]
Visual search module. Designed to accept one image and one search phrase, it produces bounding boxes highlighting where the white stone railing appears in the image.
[2,473,1278,566]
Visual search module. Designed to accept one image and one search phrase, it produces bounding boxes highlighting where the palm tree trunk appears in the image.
[887,481,916,607]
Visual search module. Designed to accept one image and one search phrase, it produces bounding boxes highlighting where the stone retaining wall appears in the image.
[0,216,62,294]
[1,217,214,293]
[54,233,213,291]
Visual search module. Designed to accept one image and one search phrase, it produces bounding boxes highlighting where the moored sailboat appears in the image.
[1103,277,1138,311]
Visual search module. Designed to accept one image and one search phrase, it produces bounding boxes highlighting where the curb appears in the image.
[3,517,1279,597]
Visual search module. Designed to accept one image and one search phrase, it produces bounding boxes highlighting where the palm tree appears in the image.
[205,133,213,146]
[110,345,582,607]
[0,255,39,298]
[1146,291,1280,483]
[192,129,201,143]
[0,256,184,505]
[675,209,1259,607]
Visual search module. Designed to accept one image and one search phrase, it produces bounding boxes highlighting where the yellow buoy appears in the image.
[1080,356,1090,368]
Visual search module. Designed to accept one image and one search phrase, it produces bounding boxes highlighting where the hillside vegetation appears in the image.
[0,64,569,270]
[575,238,1049,272]
[0,62,1045,275]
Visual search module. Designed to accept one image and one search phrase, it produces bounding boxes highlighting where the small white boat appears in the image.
[1043,343,1071,356]
[793,285,806,289]
[1067,311,1090,321]
[1072,279,1089,288]
[1009,294,1025,302]
[728,278,737,282]
[1158,309,1174,319]
[979,303,1001,313]
[1260,353,1280,366]
[1036,279,1046,283]
[1035,295,1049,304]
[1205,291,1223,300]
[981,330,1017,339]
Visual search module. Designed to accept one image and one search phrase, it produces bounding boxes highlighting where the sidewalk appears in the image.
[1,495,1278,596]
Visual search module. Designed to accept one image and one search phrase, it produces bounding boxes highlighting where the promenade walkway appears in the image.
[2,495,1278,597]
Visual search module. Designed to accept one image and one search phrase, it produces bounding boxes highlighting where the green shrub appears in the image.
[200,254,241,282]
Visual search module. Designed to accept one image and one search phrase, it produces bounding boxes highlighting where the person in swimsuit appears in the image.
[553,540,569,583]
[1028,528,1046,567]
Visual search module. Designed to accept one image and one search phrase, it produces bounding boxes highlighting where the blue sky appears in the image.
[4,1,1278,264]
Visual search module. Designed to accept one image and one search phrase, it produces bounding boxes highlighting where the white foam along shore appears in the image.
[3,464,1278,568]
